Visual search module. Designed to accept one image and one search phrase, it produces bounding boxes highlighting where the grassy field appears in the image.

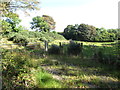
[51,40,116,46]
[40,55,119,88]
[1,39,120,88]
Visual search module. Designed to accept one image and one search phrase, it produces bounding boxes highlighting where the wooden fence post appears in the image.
[59,42,62,47]
[80,43,83,59]
[44,40,48,51]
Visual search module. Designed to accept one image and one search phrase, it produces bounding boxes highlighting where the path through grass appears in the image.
[40,55,120,88]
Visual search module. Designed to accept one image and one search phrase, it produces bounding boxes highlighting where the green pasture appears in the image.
[51,40,116,46]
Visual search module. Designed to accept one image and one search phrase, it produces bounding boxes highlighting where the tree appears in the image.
[31,16,50,32]
[0,0,40,33]
[107,29,120,40]
[63,24,96,41]
[63,25,76,40]
[0,20,12,34]
[0,0,40,17]
[42,15,56,30]
[77,24,96,41]
[0,12,26,34]
[5,12,21,32]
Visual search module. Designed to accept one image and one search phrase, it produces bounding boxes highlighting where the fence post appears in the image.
[44,40,48,51]
[59,42,62,47]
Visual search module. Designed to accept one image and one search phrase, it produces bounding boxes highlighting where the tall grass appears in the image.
[34,68,62,88]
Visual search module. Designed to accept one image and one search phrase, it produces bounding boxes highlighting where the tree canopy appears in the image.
[63,24,96,41]
[63,24,119,42]
[42,15,56,30]
[31,16,50,32]
[0,0,40,17]
[0,0,40,34]
[77,24,96,41]
[30,15,56,32]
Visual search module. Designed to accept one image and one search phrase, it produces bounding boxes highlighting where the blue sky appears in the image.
[18,0,119,32]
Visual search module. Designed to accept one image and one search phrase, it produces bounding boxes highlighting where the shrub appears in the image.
[2,50,34,89]
[2,51,28,78]
[6,30,66,43]
[48,44,60,54]
[7,32,17,41]
[93,46,120,69]
[67,42,82,55]
[13,34,29,46]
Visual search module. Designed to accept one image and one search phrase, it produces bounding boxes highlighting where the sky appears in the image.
[18,0,119,32]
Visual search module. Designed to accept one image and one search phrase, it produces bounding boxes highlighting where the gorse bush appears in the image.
[7,31,65,43]
[12,34,29,46]
[2,50,30,78]
[48,44,60,54]
[7,32,17,41]
[93,46,120,69]
[67,42,82,55]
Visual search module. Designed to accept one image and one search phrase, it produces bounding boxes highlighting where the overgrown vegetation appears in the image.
[0,1,120,88]
[1,49,64,89]
[6,31,65,44]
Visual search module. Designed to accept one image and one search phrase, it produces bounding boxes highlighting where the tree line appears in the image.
[62,24,120,42]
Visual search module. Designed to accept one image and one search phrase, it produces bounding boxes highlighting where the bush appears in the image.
[93,46,120,69]
[2,50,34,89]
[7,31,66,43]
[2,51,27,77]
[13,34,29,46]
[67,42,82,55]
[7,32,17,41]
[39,32,65,42]
[48,44,60,54]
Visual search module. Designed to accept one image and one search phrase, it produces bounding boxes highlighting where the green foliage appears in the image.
[2,49,62,89]
[94,28,118,41]
[41,32,65,42]
[63,24,118,42]
[1,40,120,88]
[48,44,60,54]
[93,45,120,69]
[6,32,17,40]
[0,34,2,40]
[5,13,22,32]
[63,24,96,41]
[77,24,96,41]
[31,16,50,32]
[7,31,65,43]
[5,12,21,24]
[0,0,40,17]
[42,15,56,30]
[12,34,29,46]
[2,50,31,89]
[0,12,24,34]
[67,42,82,55]
[35,69,62,88]
[0,20,13,34]
[2,51,27,77]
